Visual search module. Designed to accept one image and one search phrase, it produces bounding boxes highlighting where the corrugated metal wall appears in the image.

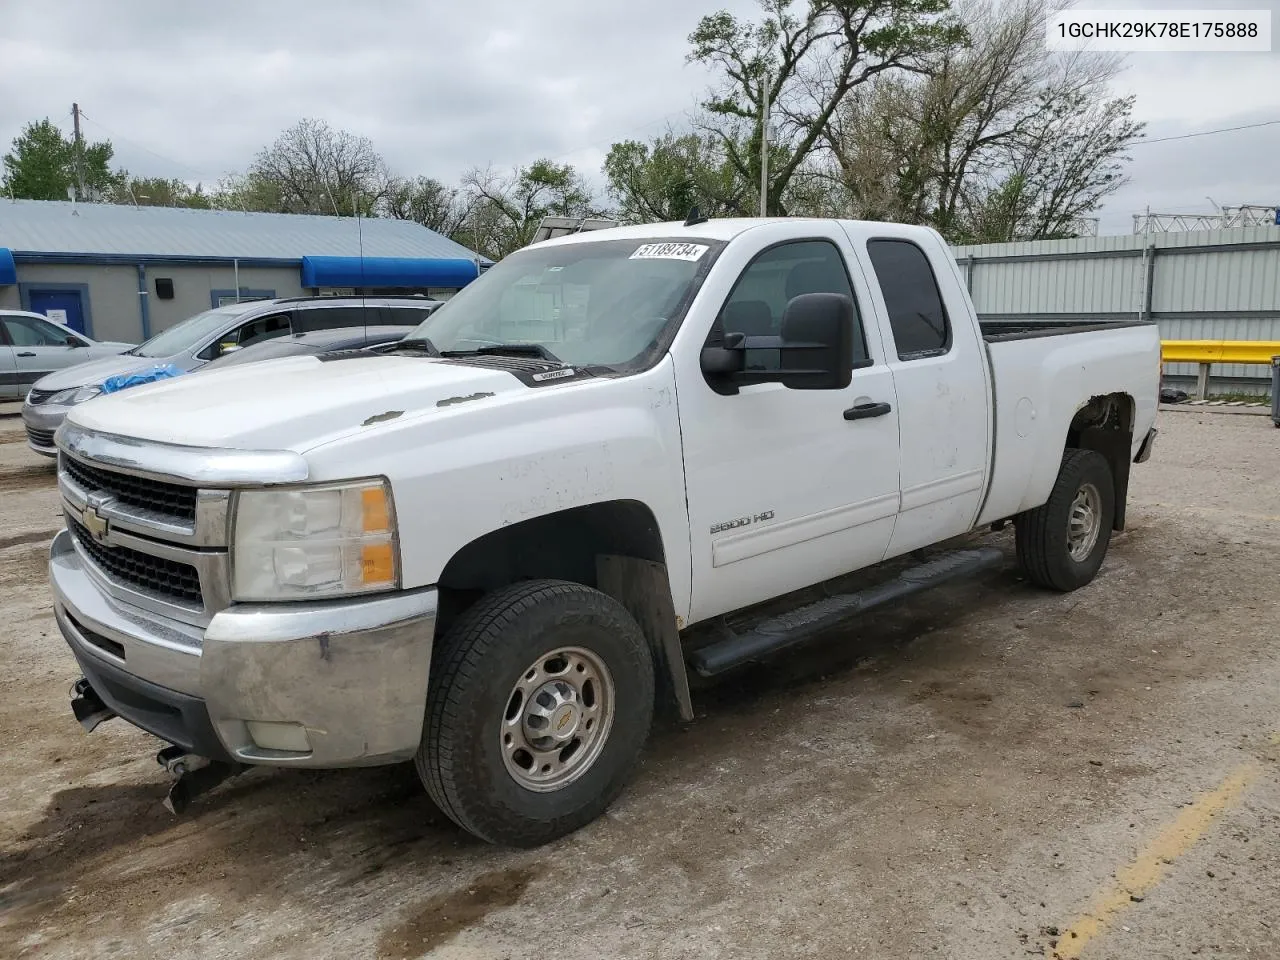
[952,226,1280,394]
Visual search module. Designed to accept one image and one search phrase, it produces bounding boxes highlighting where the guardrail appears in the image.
[1161,340,1280,399]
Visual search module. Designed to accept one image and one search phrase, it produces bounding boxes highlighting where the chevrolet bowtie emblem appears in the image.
[81,505,110,542]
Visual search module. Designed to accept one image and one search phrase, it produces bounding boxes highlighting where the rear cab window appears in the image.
[866,239,951,360]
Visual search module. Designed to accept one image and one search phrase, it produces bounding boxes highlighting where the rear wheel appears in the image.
[417,579,654,847]
[1015,448,1116,592]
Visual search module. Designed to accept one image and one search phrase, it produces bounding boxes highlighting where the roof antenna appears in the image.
[684,205,708,227]
[355,190,367,345]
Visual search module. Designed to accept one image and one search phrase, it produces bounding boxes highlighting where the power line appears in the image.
[1131,118,1280,147]
[76,110,220,181]
[542,106,696,164]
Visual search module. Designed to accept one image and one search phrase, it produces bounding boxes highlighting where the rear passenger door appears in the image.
[846,225,991,558]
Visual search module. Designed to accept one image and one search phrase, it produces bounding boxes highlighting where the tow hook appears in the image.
[70,677,116,732]
[155,745,246,815]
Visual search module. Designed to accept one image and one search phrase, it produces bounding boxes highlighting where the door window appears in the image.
[866,239,951,360]
[222,312,293,351]
[384,304,440,326]
[294,305,378,333]
[3,315,78,347]
[714,239,869,372]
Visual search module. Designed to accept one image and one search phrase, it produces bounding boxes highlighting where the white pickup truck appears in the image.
[49,217,1160,846]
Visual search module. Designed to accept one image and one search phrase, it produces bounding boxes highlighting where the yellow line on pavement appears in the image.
[1054,763,1259,959]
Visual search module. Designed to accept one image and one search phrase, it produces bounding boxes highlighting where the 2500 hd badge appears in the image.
[710,510,775,535]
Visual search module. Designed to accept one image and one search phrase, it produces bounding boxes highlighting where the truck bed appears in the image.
[975,319,1162,527]
[980,318,1155,342]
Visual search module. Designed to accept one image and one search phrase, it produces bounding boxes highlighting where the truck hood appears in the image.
[65,354,527,452]
[33,353,163,391]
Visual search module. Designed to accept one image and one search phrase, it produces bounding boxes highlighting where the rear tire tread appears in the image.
[1015,448,1115,592]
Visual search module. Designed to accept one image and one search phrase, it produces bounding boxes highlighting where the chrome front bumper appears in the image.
[50,529,438,767]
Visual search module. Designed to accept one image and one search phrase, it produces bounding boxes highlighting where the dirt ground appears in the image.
[1,408,1278,960]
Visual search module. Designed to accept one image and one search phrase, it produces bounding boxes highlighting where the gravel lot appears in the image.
[1,407,1278,960]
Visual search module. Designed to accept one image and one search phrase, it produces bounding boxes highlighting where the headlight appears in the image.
[46,385,102,405]
[231,479,399,601]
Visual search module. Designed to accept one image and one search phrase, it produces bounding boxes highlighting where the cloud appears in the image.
[1,0,1277,235]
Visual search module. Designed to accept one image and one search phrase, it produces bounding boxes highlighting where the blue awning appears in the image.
[0,248,15,286]
[300,256,479,289]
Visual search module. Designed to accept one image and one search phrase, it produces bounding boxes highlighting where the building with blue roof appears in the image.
[0,199,489,342]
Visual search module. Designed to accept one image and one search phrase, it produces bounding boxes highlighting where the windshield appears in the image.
[404,237,722,368]
[135,304,253,358]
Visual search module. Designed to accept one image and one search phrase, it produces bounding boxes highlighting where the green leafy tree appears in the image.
[688,0,963,215]
[603,131,749,223]
[458,159,600,260]
[2,118,116,200]
[113,173,212,208]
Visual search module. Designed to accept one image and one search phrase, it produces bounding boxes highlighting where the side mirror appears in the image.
[67,338,87,348]
[699,292,856,392]
[218,342,242,356]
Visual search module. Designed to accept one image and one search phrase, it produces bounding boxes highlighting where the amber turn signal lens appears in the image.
[361,543,395,585]
[361,486,391,534]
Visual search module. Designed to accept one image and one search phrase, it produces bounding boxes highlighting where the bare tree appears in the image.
[232,118,392,216]
[826,0,1142,240]
[384,176,472,237]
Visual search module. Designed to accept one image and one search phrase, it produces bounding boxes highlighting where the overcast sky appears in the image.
[1,0,1276,235]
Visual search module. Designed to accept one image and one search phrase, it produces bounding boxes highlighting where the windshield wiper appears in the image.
[382,337,441,357]
[441,343,563,363]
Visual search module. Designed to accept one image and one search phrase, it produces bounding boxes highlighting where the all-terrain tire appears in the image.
[416,579,654,847]
[1015,448,1116,592]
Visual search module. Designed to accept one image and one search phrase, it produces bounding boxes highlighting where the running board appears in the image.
[688,547,1005,677]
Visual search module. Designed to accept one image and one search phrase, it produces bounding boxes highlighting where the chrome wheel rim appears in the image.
[500,646,615,793]
[1067,482,1103,562]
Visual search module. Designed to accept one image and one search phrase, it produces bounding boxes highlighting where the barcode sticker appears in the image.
[630,242,709,262]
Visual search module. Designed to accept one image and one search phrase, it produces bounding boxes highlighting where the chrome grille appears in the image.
[61,454,197,523]
[26,426,56,449]
[69,517,203,606]
[26,388,58,405]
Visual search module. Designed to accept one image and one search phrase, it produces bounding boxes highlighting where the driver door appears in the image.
[677,228,903,623]
[1,314,90,390]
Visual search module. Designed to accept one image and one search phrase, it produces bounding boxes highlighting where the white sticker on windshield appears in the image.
[630,242,709,262]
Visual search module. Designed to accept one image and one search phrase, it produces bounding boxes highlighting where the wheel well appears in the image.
[439,499,665,597]
[1065,392,1135,531]
[435,501,693,722]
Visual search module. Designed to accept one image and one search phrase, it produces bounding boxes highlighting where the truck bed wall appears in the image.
[976,325,1161,525]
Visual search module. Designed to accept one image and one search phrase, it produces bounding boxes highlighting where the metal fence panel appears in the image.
[954,225,1280,390]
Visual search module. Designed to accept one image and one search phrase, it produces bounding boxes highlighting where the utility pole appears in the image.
[71,102,85,200]
[759,71,770,218]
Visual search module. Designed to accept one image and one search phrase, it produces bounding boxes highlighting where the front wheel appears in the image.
[1015,448,1116,592]
[416,580,655,847]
